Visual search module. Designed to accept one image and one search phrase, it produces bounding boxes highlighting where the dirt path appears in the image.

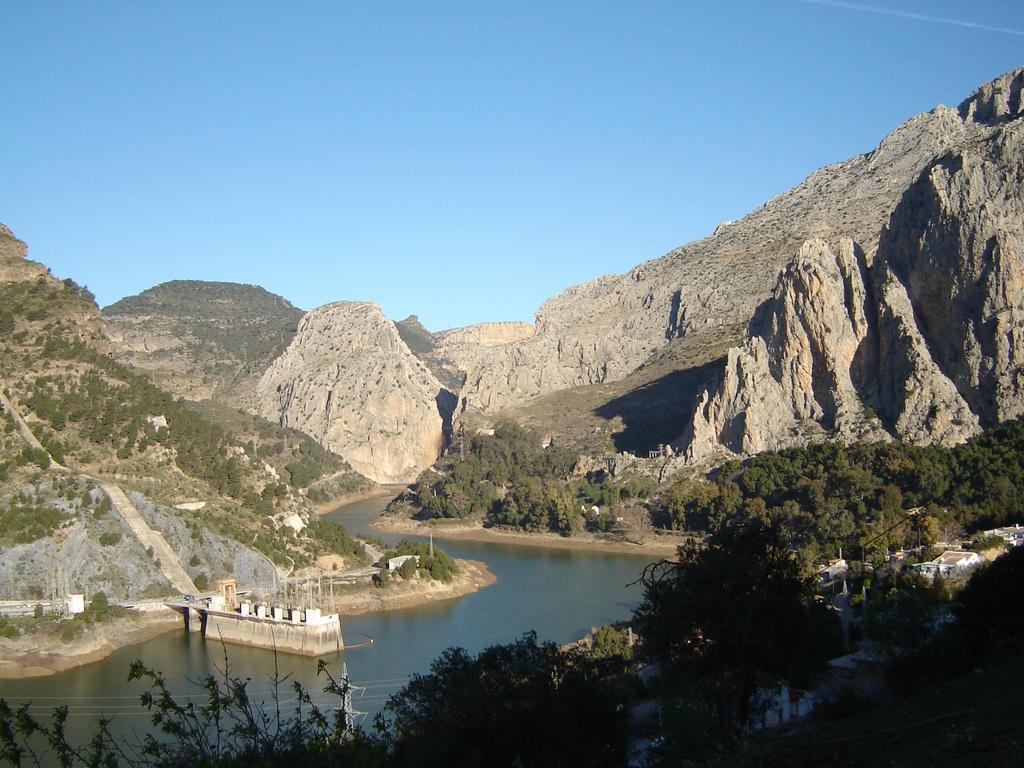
[99,483,198,595]
[2,381,196,594]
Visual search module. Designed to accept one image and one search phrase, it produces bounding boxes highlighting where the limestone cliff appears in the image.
[435,321,534,347]
[255,302,454,484]
[677,70,1024,461]
[450,91,973,415]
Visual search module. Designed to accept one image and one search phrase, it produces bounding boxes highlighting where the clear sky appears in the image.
[1,1,1022,331]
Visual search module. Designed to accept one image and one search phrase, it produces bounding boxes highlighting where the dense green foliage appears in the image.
[397,422,655,535]
[384,539,456,582]
[635,523,843,741]
[590,625,633,663]
[384,632,629,768]
[654,418,1024,561]
[103,280,303,377]
[185,399,359,493]
[24,338,259,497]
[411,422,576,518]
[304,519,366,563]
[405,414,1024,548]
[0,277,96,327]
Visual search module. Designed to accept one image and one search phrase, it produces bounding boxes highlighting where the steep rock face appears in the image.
[435,321,534,347]
[880,114,1024,427]
[0,225,46,282]
[680,239,889,463]
[871,264,980,445]
[255,302,452,484]
[676,71,1024,463]
[451,97,971,415]
[391,317,534,394]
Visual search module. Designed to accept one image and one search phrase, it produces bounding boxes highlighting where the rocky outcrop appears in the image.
[435,321,534,347]
[0,224,110,353]
[880,120,1024,428]
[677,72,1024,462]
[255,302,453,484]
[0,226,46,283]
[678,237,982,463]
[449,92,973,415]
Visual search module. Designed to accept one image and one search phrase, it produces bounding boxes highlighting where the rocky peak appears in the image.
[254,301,454,484]
[959,67,1024,125]
[0,223,110,352]
[676,94,1024,464]
[0,225,45,283]
[447,70,1010,418]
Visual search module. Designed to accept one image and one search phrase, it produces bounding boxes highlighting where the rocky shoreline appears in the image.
[0,557,494,680]
[326,558,495,616]
[0,608,181,680]
[373,516,682,556]
[309,483,406,515]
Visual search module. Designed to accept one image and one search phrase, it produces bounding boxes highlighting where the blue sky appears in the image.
[1,1,1022,331]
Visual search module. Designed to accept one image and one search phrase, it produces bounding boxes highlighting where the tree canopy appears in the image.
[383,632,629,768]
[635,523,842,735]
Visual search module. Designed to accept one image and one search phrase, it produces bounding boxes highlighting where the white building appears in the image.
[817,558,848,584]
[387,554,420,571]
[66,593,85,615]
[978,523,1024,547]
[912,550,981,579]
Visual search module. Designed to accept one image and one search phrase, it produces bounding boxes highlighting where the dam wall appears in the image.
[203,609,343,656]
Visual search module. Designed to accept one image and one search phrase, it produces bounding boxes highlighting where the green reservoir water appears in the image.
[0,495,657,741]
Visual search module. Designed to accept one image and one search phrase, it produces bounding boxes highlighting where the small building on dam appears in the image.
[178,580,344,656]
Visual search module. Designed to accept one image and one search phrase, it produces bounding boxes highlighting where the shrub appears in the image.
[398,558,418,580]
[0,618,18,639]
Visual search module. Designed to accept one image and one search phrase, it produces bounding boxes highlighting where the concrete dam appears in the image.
[171,582,344,657]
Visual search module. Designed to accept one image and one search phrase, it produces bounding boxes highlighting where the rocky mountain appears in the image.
[0,225,110,352]
[103,280,303,406]
[394,315,536,395]
[677,68,1024,464]
[48,68,1024,485]
[447,72,1018,423]
[255,301,456,484]
[0,230,372,602]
